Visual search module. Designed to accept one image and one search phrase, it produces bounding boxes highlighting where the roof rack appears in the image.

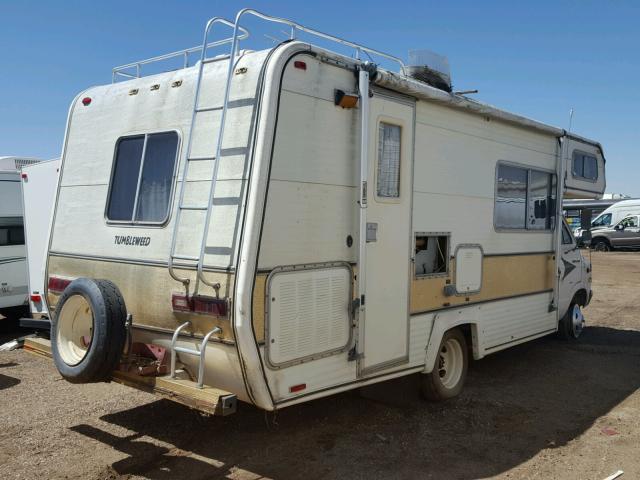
[112,19,249,82]
[112,8,406,83]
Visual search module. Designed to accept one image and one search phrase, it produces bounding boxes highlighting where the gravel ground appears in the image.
[1,251,639,480]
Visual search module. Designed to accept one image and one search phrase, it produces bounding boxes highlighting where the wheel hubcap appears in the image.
[56,294,94,366]
[438,338,464,389]
[571,304,585,338]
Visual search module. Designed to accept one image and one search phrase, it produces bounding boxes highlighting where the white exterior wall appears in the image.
[50,50,269,272]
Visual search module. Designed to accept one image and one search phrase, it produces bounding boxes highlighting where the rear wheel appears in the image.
[558,302,585,340]
[421,328,468,401]
[592,239,611,252]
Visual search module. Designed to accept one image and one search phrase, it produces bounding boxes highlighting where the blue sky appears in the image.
[1,0,638,195]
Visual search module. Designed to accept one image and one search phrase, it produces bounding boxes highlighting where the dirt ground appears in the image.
[1,251,640,480]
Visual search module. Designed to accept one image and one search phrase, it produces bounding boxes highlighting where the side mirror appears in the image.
[615,224,623,231]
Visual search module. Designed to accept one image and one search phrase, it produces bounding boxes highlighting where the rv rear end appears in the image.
[0,170,28,319]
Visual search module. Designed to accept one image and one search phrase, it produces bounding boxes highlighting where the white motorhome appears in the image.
[1,157,42,319]
[42,9,606,415]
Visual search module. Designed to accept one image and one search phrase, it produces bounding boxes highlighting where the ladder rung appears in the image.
[202,55,230,64]
[172,254,199,261]
[180,205,208,211]
[174,346,201,356]
[195,106,223,113]
[188,156,216,162]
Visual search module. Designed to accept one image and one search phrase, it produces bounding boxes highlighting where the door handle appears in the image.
[571,260,581,264]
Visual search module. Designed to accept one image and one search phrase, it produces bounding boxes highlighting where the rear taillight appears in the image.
[48,276,72,294]
[171,293,227,317]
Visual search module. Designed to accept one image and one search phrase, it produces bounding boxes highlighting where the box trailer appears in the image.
[40,9,606,414]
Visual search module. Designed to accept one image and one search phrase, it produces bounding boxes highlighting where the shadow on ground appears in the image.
[69,325,640,480]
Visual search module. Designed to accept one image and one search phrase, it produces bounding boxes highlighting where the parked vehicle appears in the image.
[1,157,44,320]
[575,199,640,245]
[20,159,61,325]
[41,9,606,415]
[0,169,28,320]
[590,214,640,251]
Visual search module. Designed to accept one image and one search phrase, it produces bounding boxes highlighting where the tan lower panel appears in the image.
[411,253,555,314]
[252,274,268,343]
[47,255,236,341]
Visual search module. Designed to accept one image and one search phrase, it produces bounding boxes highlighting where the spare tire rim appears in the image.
[438,337,464,390]
[571,304,585,338]
[57,294,94,366]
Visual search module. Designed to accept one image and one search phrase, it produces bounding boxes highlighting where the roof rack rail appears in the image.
[112,18,249,82]
[112,8,406,83]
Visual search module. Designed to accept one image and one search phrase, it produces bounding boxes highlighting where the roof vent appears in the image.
[406,49,452,93]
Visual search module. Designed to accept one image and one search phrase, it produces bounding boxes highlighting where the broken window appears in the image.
[415,234,449,277]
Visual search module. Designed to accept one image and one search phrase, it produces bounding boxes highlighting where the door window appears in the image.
[376,123,401,198]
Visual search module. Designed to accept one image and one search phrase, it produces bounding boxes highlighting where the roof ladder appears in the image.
[167,17,247,293]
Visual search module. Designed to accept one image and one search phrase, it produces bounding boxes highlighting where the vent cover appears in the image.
[266,265,351,367]
[407,49,452,92]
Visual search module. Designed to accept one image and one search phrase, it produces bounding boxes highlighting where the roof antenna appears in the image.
[568,108,574,134]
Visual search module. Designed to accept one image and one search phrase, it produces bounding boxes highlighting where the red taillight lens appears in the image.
[81,97,92,106]
[48,276,71,294]
[289,383,307,393]
[293,60,307,70]
[30,294,42,303]
[171,293,227,317]
[21,173,28,180]
[171,293,191,312]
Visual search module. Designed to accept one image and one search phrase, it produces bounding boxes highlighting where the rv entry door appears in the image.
[360,92,414,375]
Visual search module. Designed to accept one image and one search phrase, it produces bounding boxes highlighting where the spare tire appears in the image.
[51,278,127,383]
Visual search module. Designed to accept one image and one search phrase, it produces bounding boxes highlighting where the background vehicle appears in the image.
[20,159,61,327]
[575,199,640,247]
[590,214,640,251]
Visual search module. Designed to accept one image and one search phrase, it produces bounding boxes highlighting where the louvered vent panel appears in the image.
[268,266,351,366]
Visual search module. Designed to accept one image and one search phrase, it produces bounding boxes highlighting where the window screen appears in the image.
[572,152,598,181]
[377,123,401,198]
[495,164,556,230]
[106,132,179,224]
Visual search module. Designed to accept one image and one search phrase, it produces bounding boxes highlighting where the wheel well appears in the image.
[574,289,588,307]
[454,323,475,356]
[591,236,610,246]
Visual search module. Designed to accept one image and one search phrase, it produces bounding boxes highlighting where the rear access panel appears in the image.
[265,263,352,368]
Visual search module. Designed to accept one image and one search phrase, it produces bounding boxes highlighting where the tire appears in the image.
[558,302,585,340]
[421,328,468,402]
[592,239,611,252]
[51,278,127,383]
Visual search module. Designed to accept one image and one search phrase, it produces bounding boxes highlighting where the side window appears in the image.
[495,163,556,230]
[495,165,527,229]
[376,122,401,198]
[592,213,611,227]
[619,216,638,228]
[106,132,180,224]
[0,217,25,246]
[572,152,598,181]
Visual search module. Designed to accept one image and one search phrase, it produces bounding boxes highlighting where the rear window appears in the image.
[106,132,180,224]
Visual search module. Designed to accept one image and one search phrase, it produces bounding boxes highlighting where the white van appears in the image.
[587,199,640,231]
